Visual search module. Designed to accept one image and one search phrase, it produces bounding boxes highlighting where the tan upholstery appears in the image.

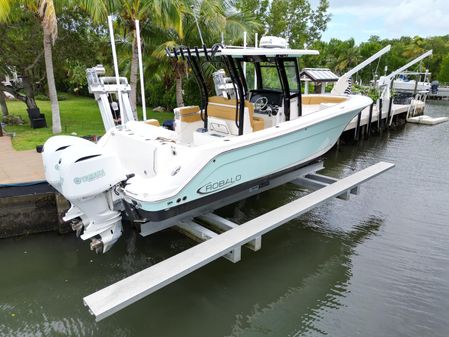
[178,105,202,123]
[208,96,256,127]
[252,116,265,132]
[144,119,160,127]
[302,95,347,105]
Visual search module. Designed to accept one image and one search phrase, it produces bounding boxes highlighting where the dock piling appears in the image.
[378,99,383,130]
[354,111,362,141]
[387,97,393,127]
[367,103,374,137]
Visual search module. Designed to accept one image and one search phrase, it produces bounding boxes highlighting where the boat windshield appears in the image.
[165,45,315,135]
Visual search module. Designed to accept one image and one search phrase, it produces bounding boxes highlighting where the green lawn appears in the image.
[3,95,174,151]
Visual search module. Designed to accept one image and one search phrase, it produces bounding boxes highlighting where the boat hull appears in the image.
[133,107,361,220]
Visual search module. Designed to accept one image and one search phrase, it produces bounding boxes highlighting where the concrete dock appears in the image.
[0,136,45,185]
[0,136,69,237]
[342,100,425,141]
[345,103,410,132]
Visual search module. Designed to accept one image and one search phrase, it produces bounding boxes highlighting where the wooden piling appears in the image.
[367,103,374,137]
[387,98,393,128]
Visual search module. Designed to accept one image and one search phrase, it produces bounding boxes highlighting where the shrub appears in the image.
[35,93,69,101]
[2,114,24,125]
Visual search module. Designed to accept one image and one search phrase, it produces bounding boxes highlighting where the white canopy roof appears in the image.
[219,47,319,58]
[167,46,319,59]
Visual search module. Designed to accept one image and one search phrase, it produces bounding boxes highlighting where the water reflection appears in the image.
[0,183,383,337]
[222,194,383,337]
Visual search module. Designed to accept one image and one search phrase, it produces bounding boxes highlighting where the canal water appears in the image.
[1,102,448,337]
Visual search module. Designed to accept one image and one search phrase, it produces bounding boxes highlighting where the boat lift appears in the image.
[332,45,392,95]
[376,50,447,125]
[377,50,433,101]
[83,161,394,321]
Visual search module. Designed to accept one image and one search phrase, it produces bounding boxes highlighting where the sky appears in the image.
[317,0,449,43]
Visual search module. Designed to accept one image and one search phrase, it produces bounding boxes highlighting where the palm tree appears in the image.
[332,38,361,74]
[401,36,425,59]
[77,0,183,115]
[150,0,259,107]
[39,0,61,133]
[0,0,61,134]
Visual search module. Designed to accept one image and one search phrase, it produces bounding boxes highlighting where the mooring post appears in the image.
[378,98,383,130]
[387,97,393,128]
[367,102,374,138]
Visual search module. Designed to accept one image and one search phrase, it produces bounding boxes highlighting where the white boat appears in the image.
[42,41,372,253]
[393,78,431,93]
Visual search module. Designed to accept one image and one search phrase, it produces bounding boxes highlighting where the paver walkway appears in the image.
[0,136,45,184]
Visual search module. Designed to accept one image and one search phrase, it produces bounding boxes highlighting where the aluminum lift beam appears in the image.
[342,45,391,78]
[84,161,394,321]
[331,45,391,95]
[86,65,136,131]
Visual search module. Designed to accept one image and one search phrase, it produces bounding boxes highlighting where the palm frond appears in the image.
[76,0,110,23]
[0,0,11,22]
[152,40,178,59]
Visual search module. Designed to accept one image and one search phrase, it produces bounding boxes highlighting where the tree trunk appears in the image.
[19,75,38,110]
[175,63,184,108]
[175,75,184,108]
[43,29,61,134]
[0,90,8,117]
[0,77,38,110]
[129,31,139,119]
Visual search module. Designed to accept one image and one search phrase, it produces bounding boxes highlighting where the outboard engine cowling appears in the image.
[59,145,125,200]
[56,143,127,253]
[42,136,98,236]
[42,135,95,192]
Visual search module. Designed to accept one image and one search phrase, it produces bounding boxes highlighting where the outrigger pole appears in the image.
[191,5,205,46]
[135,20,147,121]
[107,15,124,125]
[254,33,258,89]
[243,31,247,78]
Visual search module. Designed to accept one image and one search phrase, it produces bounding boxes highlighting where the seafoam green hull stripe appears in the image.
[139,109,359,212]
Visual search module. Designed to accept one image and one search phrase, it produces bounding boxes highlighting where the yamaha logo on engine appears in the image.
[197,174,242,194]
[73,169,106,185]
